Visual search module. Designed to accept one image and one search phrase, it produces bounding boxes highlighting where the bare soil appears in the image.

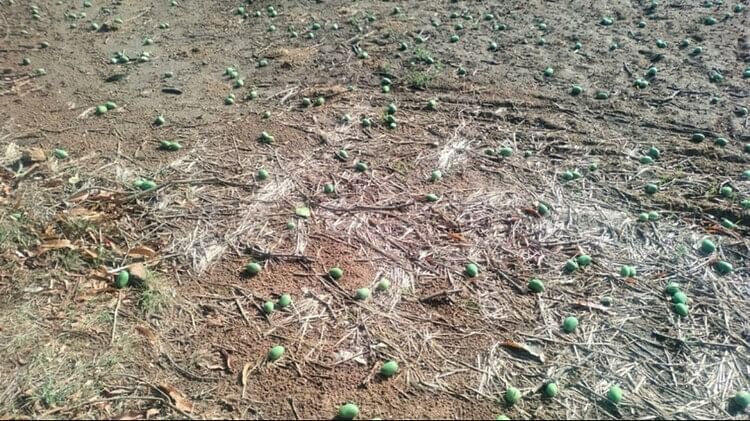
[1,0,749,420]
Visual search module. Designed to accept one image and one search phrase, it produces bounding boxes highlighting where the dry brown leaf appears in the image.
[241,362,251,399]
[574,300,611,312]
[220,349,234,373]
[69,189,117,203]
[68,191,90,203]
[40,239,73,249]
[206,316,225,327]
[128,262,148,281]
[112,411,144,420]
[81,247,99,259]
[89,266,111,280]
[34,239,76,256]
[110,243,125,256]
[522,207,543,218]
[501,340,546,363]
[127,245,158,259]
[26,147,47,162]
[136,325,158,345]
[66,207,104,222]
[448,232,466,242]
[158,384,194,413]
[103,388,130,397]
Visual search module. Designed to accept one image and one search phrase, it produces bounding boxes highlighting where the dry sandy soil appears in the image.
[1,0,750,419]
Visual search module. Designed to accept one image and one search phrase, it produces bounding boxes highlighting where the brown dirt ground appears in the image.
[1,0,750,420]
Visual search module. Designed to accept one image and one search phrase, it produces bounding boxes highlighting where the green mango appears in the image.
[380,360,398,377]
[355,288,370,301]
[672,291,688,304]
[262,301,274,314]
[700,239,716,254]
[576,255,592,267]
[608,385,623,404]
[505,387,521,405]
[665,282,680,295]
[543,382,558,398]
[268,345,284,361]
[734,391,750,409]
[563,316,578,333]
[464,263,479,277]
[245,262,262,276]
[337,403,359,420]
[277,294,292,308]
[673,303,688,317]
[528,278,544,293]
[115,271,129,288]
[329,267,343,280]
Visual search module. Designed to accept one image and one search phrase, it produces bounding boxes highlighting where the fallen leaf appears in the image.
[354,356,367,365]
[69,189,117,203]
[128,262,148,281]
[136,325,158,345]
[89,266,112,280]
[501,340,546,363]
[34,239,76,256]
[112,411,144,420]
[573,300,611,312]
[68,191,90,202]
[158,384,194,413]
[81,247,99,259]
[146,408,159,419]
[522,207,542,218]
[103,388,130,397]
[206,315,224,327]
[66,207,104,222]
[220,349,234,373]
[26,147,47,162]
[2,143,23,166]
[295,206,311,218]
[127,245,158,259]
[40,239,74,250]
[448,232,466,242]
[241,362,251,399]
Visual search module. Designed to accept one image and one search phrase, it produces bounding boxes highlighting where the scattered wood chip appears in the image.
[158,384,194,413]
[501,340,546,363]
